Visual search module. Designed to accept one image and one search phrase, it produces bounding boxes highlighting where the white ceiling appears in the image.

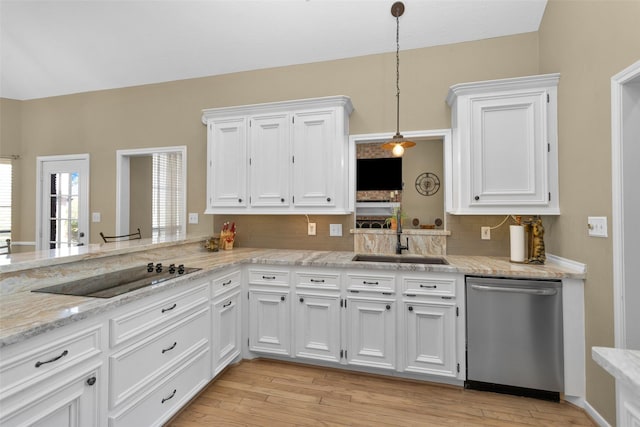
[0,0,547,101]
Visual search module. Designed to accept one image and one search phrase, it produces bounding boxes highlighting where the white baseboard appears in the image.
[584,399,612,427]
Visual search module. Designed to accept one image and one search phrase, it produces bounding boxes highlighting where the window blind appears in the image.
[152,153,183,239]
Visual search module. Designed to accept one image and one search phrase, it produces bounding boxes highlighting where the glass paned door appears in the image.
[38,156,89,250]
[48,171,80,249]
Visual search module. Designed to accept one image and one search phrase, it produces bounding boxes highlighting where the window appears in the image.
[0,158,12,253]
[152,152,183,239]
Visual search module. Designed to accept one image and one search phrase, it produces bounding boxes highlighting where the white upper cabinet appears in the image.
[202,96,354,214]
[206,117,248,208]
[249,113,291,207]
[446,74,560,215]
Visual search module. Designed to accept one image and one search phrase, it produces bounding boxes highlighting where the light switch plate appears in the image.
[188,213,199,224]
[92,212,101,223]
[587,216,608,237]
[329,224,342,237]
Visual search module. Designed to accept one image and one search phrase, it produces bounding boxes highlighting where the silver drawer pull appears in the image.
[222,280,232,286]
[162,342,177,354]
[161,303,177,313]
[420,284,437,289]
[223,301,232,308]
[363,281,379,285]
[161,389,177,404]
[262,275,276,280]
[35,350,68,368]
[310,279,325,283]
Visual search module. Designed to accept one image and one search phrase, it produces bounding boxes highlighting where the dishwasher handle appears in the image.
[470,284,558,296]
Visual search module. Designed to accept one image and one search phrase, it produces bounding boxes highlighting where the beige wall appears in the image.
[129,156,152,238]
[3,31,539,252]
[539,0,640,423]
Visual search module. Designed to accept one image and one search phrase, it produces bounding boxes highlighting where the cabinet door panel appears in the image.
[0,367,99,427]
[249,114,290,207]
[292,110,336,207]
[248,290,290,356]
[208,117,247,208]
[294,293,341,362]
[212,291,241,376]
[470,91,547,205]
[404,301,456,377]
[346,298,395,370]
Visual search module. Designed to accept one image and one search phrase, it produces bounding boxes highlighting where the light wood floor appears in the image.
[168,359,596,427]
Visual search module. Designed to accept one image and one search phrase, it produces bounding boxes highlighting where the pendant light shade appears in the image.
[382,1,414,157]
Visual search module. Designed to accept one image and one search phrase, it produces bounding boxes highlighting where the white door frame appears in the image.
[115,146,187,238]
[611,59,640,349]
[35,154,90,251]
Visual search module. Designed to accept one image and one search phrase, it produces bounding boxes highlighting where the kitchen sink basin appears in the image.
[351,254,448,265]
[32,264,201,298]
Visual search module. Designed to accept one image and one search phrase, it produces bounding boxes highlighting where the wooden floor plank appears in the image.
[168,359,597,427]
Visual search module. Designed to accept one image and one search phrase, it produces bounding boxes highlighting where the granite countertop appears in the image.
[0,240,586,349]
[593,346,640,393]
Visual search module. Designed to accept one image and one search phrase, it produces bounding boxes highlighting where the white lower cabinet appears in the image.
[107,280,212,427]
[108,346,210,427]
[0,321,104,427]
[248,289,291,356]
[618,381,640,427]
[403,300,456,377]
[212,289,241,376]
[294,292,341,363]
[346,295,396,370]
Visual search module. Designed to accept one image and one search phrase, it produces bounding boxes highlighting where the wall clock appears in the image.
[415,172,440,196]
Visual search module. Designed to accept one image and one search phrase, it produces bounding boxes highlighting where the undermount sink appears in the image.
[352,254,448,265]
[32,264,201,298]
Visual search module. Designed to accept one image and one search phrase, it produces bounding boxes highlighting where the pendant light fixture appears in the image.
[381,1,415,157]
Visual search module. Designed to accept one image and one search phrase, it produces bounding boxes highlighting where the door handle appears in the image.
[470,284,557,296]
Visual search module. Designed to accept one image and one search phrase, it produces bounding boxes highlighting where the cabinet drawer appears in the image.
[109,347,209,427]
[0,324,102,399]
[347,273,395,293]
[296,271,340,290]
[248,269,289,286]
[109,306,210,408]
[212,268,241,297]
[402,276,456,297]
[110,283,209,347]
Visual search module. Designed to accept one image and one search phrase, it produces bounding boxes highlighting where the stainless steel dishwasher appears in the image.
[465,276,564,401]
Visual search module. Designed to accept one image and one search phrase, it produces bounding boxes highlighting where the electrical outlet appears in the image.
[188,213,199,224]
[481,226,491,240]
[308,222,317,236]
[587,216,608,237]
[330,224,343,237]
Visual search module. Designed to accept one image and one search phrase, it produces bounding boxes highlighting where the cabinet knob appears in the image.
[281,198,285,203]
[327,197,332,202]
[408,306,413,312]
[386,304,391,311]
[474,195,480,201]
[281,296,286,302]
[86,376,97,386]
[239,198,243,203]
[299,297,304,303]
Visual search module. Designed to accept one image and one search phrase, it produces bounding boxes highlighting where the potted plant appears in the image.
[385,206,407,230]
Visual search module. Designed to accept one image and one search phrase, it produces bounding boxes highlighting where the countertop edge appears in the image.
[592,346,640,393]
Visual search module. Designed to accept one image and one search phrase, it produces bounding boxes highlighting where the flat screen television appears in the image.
[356,158,402,191]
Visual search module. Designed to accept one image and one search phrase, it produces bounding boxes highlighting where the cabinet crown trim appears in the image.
[446,73,560,106]
[202,95,353,124]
